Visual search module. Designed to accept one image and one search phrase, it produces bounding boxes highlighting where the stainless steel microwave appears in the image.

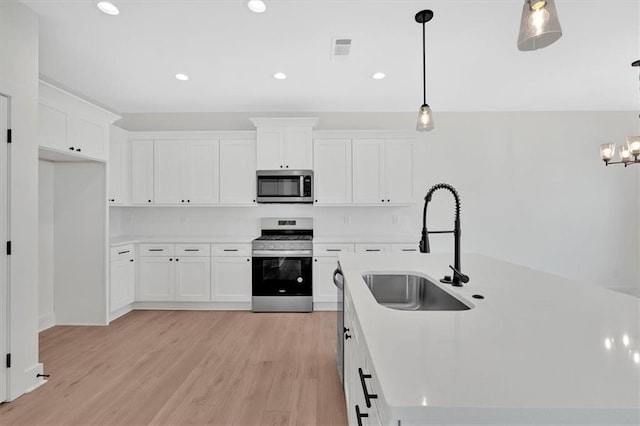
[256,170,313,204]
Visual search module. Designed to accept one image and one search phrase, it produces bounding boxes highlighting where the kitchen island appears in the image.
[338,253,640,425]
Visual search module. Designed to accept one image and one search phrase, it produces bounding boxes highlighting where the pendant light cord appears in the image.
[422,21,426,105]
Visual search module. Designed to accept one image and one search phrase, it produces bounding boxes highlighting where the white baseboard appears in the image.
[133,301,252,311]
[8,363,45,402]
[608,286,640,297]
[313,301,338,311]
[38,312,56,332]
[109,304,134,323]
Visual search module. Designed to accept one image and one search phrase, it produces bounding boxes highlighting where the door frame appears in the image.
[0,93,11,402]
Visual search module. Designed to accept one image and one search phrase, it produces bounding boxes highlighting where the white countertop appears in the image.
[110,235,256,246]
[339,253,640,424]
[313,236,417,244]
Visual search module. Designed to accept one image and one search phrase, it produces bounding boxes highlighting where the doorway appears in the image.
[0,94,9,402]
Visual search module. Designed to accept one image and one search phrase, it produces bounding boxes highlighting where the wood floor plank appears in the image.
[0,310,347,426]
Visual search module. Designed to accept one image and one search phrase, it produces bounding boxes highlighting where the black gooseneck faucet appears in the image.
[419,183,470,287]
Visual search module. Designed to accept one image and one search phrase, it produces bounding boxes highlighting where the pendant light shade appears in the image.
[417,104,434,131]
[415,10,434,132]
[517,0,562,51]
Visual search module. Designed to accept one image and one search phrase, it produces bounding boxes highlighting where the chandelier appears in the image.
[600,60,640,167]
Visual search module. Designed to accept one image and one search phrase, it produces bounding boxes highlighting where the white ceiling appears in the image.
[22,0,640,114]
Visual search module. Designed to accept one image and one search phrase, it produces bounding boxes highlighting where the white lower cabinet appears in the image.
[211,255,252,302]
[137,243,211,302]
[313,243,354,306]
[109,245,135,312]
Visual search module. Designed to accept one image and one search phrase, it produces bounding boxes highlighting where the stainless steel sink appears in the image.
[362,274,471,311]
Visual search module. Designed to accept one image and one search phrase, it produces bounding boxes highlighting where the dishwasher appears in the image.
[333,262,345,384]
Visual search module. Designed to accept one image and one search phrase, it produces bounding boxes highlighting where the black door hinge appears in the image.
[6,353,10,368]
[6,241,10,256]
[7,129,11,144]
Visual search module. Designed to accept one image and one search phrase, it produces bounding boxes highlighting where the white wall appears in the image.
[115,111,639,293]
[38,161,55,331]
[0,0,43,400]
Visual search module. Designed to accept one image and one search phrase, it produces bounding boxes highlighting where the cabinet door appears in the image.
[110,258,132,312]
[175,257,211,301]
[154,140,184,205]
[138,257,174,301]
[108,126,128,205]
[211,256,252,302]
[385,139,415,204]
[312,256,339,304]
[256,127,283,169]
[39,103,68,151]
[313,139,352,205]
[130,140,154,205]
[352,139,385,204]
[219,139,256,205]
[283,127,313,169]
[184,140,219,205]
[75,115,106,160]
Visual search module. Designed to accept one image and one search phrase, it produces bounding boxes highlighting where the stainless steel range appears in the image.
[251,218,313,312]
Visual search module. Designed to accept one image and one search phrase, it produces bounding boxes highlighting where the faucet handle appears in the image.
[448,265,470,284]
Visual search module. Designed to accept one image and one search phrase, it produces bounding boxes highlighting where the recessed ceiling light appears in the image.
[273,72,287,80]
[97,1,119,16]
[175,73,189,81]
[372,72,386,80]
[248,0,266,13]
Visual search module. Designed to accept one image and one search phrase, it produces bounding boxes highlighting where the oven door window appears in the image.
[257,177,301,197]
[252,256,312,296]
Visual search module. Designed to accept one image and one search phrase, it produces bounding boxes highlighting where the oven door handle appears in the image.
[252,250,313,257]
[333,268,344,290]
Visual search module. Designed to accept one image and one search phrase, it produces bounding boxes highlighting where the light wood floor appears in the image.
[0,311,348,426]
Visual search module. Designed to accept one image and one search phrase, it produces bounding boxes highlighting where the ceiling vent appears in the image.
[331,38,352,60]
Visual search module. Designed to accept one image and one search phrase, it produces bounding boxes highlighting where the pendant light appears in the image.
[517,0,562,51]
[415,9,434,132]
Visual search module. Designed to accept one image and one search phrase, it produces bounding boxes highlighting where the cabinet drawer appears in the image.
[390,243,419,253]
[139,243,174,257]
[354,243,391,254]
[110,244,135,260]
[212,243,251,257]
[313,243,354,256]
[175,244,211,257]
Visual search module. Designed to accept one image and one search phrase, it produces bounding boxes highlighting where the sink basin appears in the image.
[362,274,471,311]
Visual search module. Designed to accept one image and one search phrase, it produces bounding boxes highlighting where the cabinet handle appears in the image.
[247,258,250,262]
[69,147,74,151]
[355,405,368,426]
[358,368,378,408]
[402,249,417,252]
[148,249,164,252]
[344,327,350,333]
[187,200,190,203]
[365,249,381,252]
[148,200,152,203]
[223,249,238,252]
[130,259,134,262]
[76,148,81,152]
[326,249,341,252]
[387,199,390,202]
[175,258,179,262]
[169,258,173,261]
[345,333,351,340]
[118,250,130,255]
[314,258,317,262]
[285,165,289,168]
[280,165,283,168]
[381,199,384,202]
[184,249,200,252]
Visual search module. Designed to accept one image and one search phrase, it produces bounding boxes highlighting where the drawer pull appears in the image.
[117,250,130,255]
[223,249,239,252]
[355,405,368,426]
[326,249,341,252]
[148,249,164,252]
[358,368,378,408]
[402,248,417,252]
[365,249,381,252]
[184,249,200,252]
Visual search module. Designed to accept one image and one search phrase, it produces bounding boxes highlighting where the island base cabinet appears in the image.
[312,256,339,307]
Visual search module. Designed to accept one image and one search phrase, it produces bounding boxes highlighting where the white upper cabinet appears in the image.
[38,81,120,161]
[154,140,184,204]
[352,138,416,205]
[108,125,128,205]
[352,139,385,204]
[313,138,352,205]
[130,140,155,205]
[219,139,256,205]
[251,117,317,170]
[154,140,219,205]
